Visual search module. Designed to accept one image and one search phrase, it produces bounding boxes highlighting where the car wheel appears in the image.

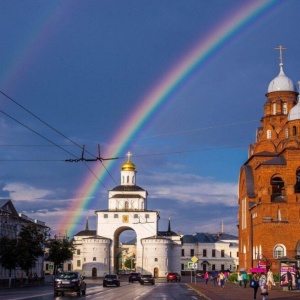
[152,282,155,285]
[103,283,106,287]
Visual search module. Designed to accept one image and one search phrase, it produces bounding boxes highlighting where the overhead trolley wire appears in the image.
[0,89,97,159]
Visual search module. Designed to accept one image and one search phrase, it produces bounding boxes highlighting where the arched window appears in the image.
[132,175,135,184]
[274,244,285,258]
[125,201,129,210]
[93,257,96,261]
[296,241,300,256]
[267,130,271,139]
[271,176,285,201]
[127,176,129,183]
[122,176,124,184]
[283,103,287,114]
[285,128,289,138]
[293,126,297,136]
[273,103,277,115]
[295,170,300,193]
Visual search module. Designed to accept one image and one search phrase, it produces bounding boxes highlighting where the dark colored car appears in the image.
[129,272,141,283]
[167,272,181,282]
[54,271,86,296]
[140,274,155,285]
[103,274,120,287]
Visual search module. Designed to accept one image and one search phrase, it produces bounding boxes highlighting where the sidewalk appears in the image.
[187,281,300,300]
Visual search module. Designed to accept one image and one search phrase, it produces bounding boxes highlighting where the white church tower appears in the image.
[95,152,159,274]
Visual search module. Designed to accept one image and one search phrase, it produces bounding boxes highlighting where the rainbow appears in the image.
[3,1,279,236]
[59,0,284,237]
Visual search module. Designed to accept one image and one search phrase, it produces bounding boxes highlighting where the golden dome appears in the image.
[121,160,136,171]
[121,151,136,171]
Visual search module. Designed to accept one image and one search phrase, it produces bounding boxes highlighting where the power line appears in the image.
[0,90,83,150]
[0,108,77,158]
[0,143,249,162]
[0,90,99,159]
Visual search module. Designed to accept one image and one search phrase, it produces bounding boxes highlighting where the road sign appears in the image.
[191,256,198,263]
[187,262,197,269]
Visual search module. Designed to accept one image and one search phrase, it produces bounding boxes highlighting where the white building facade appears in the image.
[181,232,239,273]
[72,154,182,277]
[0,199,47,280]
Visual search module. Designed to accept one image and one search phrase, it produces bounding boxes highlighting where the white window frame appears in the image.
[274,244,286,258]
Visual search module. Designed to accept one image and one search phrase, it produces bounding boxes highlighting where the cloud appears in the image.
[3,182,53,201]
[141,172,238,206]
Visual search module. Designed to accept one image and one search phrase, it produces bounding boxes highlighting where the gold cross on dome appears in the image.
[275,45,287,65]
[126,151,132,161]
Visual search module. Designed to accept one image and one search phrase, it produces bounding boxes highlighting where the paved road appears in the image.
[0,276,204,300]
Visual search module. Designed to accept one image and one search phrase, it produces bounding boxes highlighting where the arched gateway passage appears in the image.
[113,226,136,274]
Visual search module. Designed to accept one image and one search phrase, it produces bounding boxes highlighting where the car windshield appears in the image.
[105,275,117,279]
[58,273,77,279]
[142,275,152,278]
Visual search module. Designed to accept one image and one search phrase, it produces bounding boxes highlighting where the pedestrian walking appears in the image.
[296,268,300,290]
[219,272,225,288]
[287,268,293,290]
[212,270,218,286]
[250,273,260,300]
[204,271,209,285]
[238,272,243,287]
[267,268,275,290]
[242,271,248,288]
[259,272,268,300]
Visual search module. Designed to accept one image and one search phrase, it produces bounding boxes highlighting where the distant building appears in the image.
[181,232,239,273]
[238,48,300,273]
[0,199,48,280]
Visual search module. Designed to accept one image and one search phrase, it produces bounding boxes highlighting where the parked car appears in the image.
[103,274,120,287]
[167,272,181,282]
[54,271,86,296]
[129,272,141,283]
[140,274,155,285]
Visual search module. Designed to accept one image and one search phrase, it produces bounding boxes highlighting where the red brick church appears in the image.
[238,46,300,273]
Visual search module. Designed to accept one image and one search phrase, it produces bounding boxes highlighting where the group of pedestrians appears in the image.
[203,270,229,288]
[237,269,275,300]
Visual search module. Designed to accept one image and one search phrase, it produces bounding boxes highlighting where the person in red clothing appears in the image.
[204,271,209,285]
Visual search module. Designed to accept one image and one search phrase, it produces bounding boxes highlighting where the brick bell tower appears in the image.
[238,46,300,273]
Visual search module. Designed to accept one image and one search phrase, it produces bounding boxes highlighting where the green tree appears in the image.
[0,236,18,288]
[17,224,47,277]
[47,237,75,275]
[124,256,135,270]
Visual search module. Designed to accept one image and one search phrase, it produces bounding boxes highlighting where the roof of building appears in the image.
[0,199,18,216]
[111,185,146,192]
[74,229,97,236]
[74,217,96,236]
[121,160,136,171]
[157,230,179,237]
[110,194,143,198]
[182,232,238,244]
[288,96,300,121]
[268,64,295,93]
[261,156,286,165]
